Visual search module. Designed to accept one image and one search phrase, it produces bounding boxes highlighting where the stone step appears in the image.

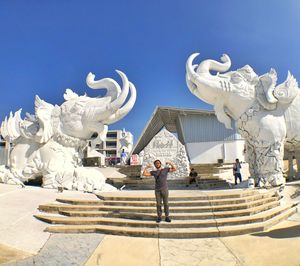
[107,179,228,189]
[123,181,228,186]
[56,192,275,207]
[190,163,232,167]
[56,198,104,205]
[43,206,297,238]
[38,197,278,214]
[112,182,228,188]
[107,201,280,220]
[34,204,292,228]
[96,189,259,201]
[108,177,225,184]
[59,210,109,217]
[125,187,229,191]
[55,201,280,219]
[117,164,233,179]
[116,170,227,178]
[121,181,227,186]
[122,184,229,190]
[217,206,297,237]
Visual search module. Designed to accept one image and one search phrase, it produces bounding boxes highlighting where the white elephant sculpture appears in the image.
[0,70,136,192]
[186,53,300,187]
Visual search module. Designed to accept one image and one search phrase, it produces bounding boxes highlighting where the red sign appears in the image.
[130,154,139,165]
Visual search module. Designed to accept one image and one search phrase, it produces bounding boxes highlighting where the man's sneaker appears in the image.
[156,217,162,223]
[165,217,171,223]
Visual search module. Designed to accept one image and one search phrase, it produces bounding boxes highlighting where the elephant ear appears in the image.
[64,88,79,101]
[256,69,278,110]
[273,71,299,104]
[35,95,55,143]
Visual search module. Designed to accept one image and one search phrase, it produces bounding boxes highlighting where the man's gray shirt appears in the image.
[150,167,169,191]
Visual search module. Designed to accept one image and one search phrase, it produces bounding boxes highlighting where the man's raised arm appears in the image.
[166,162,176,172]
[142,164,152,177]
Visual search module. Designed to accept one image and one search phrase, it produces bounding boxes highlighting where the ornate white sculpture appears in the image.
[186,53,300,187]
[0,70,136,192]
[141,129,190,179]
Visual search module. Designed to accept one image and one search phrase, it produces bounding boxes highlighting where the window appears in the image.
[107,132,117,138]
[106,141,117,148]
[106,150,116,156]
[95,143,103,149]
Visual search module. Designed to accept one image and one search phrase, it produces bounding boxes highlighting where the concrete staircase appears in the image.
[35,189,297,238]
[110,163,232,190]
[107,177,229,190]
[190,163,232,176]
[118,165,141,177]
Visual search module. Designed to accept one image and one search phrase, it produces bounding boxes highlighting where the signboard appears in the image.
[130,154,139,165]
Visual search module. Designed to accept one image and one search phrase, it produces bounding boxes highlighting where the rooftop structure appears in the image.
[133,106,244,164]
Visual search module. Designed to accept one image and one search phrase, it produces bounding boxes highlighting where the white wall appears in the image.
[186,140,245,164]
[218,163,250,182]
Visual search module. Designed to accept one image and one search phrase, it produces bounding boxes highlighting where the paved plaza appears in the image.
[0,170,300,266]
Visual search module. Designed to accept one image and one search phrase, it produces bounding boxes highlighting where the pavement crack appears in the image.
[203,191,220,236]
[204,191,244,266]
[158,235,162,266]
[218,237,244,266]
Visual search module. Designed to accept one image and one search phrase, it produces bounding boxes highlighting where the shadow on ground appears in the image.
[252,224,300,239]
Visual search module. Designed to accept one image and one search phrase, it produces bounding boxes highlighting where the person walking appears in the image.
[120,149,127,165]
[233,158,242,185]
[142,160,176,223]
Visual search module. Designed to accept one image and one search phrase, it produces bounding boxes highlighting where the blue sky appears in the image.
[1,0,300,142]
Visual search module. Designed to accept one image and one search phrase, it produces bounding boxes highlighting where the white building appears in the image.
[95,129,133,158]
[133,106,245,164]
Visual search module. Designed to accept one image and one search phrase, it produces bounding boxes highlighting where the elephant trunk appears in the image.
[86,73,121,102]
[108,70,130,112]
[196,53,231,74]
[84,70,130,122]
[186,53,232,105]
[103,81,137,124]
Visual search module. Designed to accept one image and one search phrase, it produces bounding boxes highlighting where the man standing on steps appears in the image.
[233,158,242,185]
[142,160,176,223]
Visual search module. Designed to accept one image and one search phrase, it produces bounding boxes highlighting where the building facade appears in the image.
[177,112,244,164]
[95,129,133,158]
[133,106,245,164]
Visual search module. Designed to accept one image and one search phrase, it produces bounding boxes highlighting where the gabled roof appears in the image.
[132,106,214,154]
